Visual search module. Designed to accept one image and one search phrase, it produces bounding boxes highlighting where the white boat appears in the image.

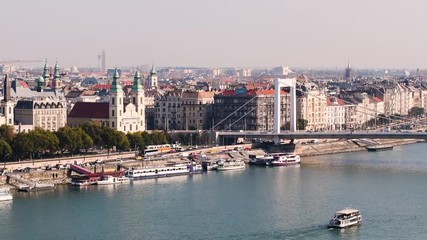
[216,160,246,171]
[0,188,13,201]
[97,175,130,185]
[328,208,362,228]
[270,154,300,166]
[125,165,190,180]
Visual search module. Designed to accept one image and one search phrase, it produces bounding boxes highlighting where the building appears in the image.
[146,65,158,89]
[297,90,327,131]
[154,89,183,130]
[68,70,145,133]
[213,89,290,131]
[181,91,214,130]
[9,61,67,132]
[326,97,346,130]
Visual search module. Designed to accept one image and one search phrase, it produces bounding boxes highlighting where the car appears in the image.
[95,159,103,164]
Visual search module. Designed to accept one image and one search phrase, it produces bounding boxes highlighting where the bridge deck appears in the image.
[218,131,427,140]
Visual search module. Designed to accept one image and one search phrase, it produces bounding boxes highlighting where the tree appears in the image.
[0,139,12,164]
[56,126,90,154]
[115,131,130,151]
[80,122,103,148]
[29,128,59,157]
[127,132,144,150]
[297,119,308,130]
[0,125,14,143]
[282,119,308,130]
[409,107,425,118]
[12,132,34,160]
[77,128,94,152]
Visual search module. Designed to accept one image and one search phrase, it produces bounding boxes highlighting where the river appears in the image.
[1,143,427,239]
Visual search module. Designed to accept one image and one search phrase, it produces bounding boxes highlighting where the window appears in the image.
[112,97,115,105]
[112,121,115,127]
[112,110,115,116]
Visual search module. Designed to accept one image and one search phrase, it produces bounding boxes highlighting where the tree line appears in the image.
[0,122,169,162]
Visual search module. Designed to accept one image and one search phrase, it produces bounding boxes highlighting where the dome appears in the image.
[70,66,79,74]
[36,76,45,82]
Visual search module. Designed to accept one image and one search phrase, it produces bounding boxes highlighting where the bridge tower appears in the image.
[273,78,297,134]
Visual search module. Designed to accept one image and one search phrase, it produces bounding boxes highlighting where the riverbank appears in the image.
[1,139,423,188]
[295,139,423,157]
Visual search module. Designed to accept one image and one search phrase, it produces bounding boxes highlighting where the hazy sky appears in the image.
[1,0,427,69]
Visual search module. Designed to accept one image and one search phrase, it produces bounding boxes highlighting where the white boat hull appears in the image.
[0,195,13,201]
[97,177,130,185]
[217,165,245,171]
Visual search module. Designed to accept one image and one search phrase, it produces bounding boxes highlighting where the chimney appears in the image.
[3,74,10,102]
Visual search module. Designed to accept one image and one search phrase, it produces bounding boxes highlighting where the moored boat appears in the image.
[328,208,362,228]
[0,188,13,201]
[125,165,190,180]
[71,176,100,186]
[97,175,130,185]
[270,154,300,166]
[216,160,245,171]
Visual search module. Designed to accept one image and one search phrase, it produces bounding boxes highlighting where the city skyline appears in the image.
[2,0,427,69]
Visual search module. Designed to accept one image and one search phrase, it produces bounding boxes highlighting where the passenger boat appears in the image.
[216,160,245,171]
[188,163,203,174]
[249,153,287,166]
[0,188,13,201]
[328,208,362,228]
[201,160,218,171]
[97,175,130,185]
[125,165,190,180]
[269,154,300,166]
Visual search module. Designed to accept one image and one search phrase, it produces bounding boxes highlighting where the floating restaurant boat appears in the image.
[328,208,362,228]
[97,175,130,185]
[269,154,300,166]
[216,160,245,171]
[0,188,13,201]
[71,176,99,186]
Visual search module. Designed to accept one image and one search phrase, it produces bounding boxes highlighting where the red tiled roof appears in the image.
[327,97,346,106]
[93,84,111,90]
[19,80,29,88]
[370,96,382,103]
[68,102,109,119]
[219,89,285,96]
[247,89,286,95]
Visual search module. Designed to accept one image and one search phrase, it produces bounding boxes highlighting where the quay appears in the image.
[0,139,423,189]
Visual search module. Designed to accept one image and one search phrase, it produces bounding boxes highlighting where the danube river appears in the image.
[2,143,427,239]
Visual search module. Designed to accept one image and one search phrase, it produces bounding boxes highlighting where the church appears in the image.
[68,69,146,133]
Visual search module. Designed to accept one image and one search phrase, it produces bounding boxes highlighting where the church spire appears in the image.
[131,71,143,92]
[110,68,123,93]
[53,61,61,79]
[43,60,50,79]
[150,64,157,75]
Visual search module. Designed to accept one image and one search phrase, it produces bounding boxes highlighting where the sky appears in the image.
[1,0,427,69]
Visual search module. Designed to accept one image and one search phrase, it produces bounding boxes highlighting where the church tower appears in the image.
[42,60,50,87]
[109,69,123,131]
[52,62,62,89]
[147,64,158,89]
[2,74,14,125]
[130,71,145,131]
